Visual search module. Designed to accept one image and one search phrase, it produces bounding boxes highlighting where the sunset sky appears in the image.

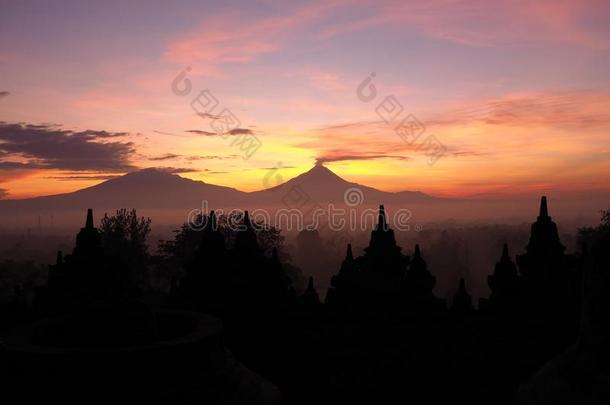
[1,0,610,200]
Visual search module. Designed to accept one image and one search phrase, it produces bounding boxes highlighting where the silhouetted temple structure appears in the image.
[451,278,474,317]
[488,244,519,304]
[480,243,521,320]
[362,205,407,276]
[38,209,109,315]
[476,197,582,339]
[300,276,321,306]
[179,210,229,314]
[405,243,428,286]
[1,196,604,405]
[178,210,292,321]
[516,196,581,340]
[518,221,610,404]
[326,205,445,320]
[325,243,357,316]
[4,209,281,404]
[73,208,102,258]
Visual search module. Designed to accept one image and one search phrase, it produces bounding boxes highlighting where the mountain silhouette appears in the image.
[250,163,439,205]
[0,165,442,219]
[0,168,243,213]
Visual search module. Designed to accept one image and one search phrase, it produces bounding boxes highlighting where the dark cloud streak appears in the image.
[152,166,198,174]
[148,153,181,161]
[186,128,254,136]
[44,174,121,181]
[316,153,410,164]
[225,128,253,135]
[0,122,136,172]
[185,129,218,136]
[186,154,238,160]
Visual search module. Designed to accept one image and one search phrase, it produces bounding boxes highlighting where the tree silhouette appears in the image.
[100,209,151,254]
[578,207,610,250]
[100,209,151,292]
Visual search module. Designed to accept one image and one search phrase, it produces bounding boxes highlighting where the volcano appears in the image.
[0,165,441,225]
[249,163,438,206]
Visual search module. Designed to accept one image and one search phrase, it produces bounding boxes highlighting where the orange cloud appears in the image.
[282,87,610,197]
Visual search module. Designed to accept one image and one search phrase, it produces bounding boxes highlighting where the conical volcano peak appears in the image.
[304,163,344,179]
[249,162,438,204]
[286,163,353,190]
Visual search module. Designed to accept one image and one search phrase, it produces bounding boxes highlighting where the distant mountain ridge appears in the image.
[0,165,444,214]
[249,164,437,205]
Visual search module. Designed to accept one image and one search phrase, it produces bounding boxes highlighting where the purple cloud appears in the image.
[0,122,136,172]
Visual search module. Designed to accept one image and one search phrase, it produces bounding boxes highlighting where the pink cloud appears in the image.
[300,68,350,93]
[430,89,610,128]
[164,1,350,69]
[318,0,610,49]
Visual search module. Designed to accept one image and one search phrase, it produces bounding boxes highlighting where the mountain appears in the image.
[0,165,442,220]
[0,168,244,213]
[249,164,439,206]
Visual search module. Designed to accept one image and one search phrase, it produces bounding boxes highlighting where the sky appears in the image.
[1,0,610,200]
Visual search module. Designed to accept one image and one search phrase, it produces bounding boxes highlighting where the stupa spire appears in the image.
[377,205,388,231]
[233,209,261,255]
[243,210,253,229]
[414,244,421,260]
[209,210,217,230]
[538,196,549,219]
[501,243,509,260]
[346,243,354,261]
[85,208,94,229]
[451,277,474,314]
